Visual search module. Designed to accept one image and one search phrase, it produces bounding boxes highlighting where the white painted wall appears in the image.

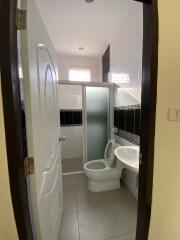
[58,85,82,110]
[58,54,102,82]
[111,2,143,199]
[114,87,140,107]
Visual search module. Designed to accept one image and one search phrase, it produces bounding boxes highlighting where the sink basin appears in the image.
[114,146,140,173]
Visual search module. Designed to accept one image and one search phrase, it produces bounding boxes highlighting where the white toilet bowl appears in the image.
[84,139,123,192]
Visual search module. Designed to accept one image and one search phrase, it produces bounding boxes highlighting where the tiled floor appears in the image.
[60,174,137,240]
[62,158,83,173]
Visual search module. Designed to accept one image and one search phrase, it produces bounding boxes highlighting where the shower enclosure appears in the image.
[59,81,113,171]
[84,86,110,162]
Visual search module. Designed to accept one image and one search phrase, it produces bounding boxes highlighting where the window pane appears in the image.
[69,68,91,82]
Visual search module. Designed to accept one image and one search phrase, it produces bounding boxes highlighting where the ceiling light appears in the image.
[85,0,94,3]
[78,47,84,51]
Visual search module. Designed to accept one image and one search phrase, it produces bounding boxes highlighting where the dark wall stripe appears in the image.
[102,45,110,82]
[114,105,141,145]
[60,109,82,126]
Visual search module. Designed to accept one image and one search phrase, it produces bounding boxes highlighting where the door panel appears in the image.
[20,0,63,239]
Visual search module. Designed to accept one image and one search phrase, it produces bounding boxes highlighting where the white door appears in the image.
[20,0,63,239]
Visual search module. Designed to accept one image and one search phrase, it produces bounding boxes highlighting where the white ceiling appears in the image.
[35,0,131,57]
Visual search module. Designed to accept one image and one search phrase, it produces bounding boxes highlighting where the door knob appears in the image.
[59,136,66,142]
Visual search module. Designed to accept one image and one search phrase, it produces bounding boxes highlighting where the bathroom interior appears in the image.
[34,0,143,239]
[55,0,142,239]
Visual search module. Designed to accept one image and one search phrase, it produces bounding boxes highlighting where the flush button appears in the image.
[168,108,180,121]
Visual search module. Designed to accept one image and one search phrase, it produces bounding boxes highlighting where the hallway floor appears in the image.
[60,174,137,240]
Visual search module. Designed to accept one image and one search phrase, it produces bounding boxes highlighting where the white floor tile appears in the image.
[78,206,115,240]
[60,212,79,240]
[61,174,137,240]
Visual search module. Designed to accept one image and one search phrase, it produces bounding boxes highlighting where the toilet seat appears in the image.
[84,139,115,171]
[84,160,109,171]
[84,139,122,192]
[84,139,116,171]
[104,139,115,167]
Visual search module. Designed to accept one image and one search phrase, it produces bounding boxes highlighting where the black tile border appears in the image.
[114,104,141,145]
[60,109,83,127]
[114,104,141,110]
[115,129,140,146]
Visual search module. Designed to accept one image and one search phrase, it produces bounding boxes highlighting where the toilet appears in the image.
[84,139,123,192]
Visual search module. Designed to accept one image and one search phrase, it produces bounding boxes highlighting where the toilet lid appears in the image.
[104,139,115,167]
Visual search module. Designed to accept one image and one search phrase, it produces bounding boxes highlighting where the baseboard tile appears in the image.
[62,171,84,176]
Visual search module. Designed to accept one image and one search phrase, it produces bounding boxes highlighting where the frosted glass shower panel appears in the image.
[86,87,109,161]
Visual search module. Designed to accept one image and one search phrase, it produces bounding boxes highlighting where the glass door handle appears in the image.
[59,136,66,142]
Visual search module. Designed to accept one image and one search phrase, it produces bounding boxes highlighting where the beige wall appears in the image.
[149,0,180,239]
[0,76,19,239]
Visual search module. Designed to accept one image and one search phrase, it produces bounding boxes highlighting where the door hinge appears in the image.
[24,157,35,176]
[16,9,27,30]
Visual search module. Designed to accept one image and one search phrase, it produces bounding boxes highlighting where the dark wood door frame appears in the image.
[0,0,34,239]
[136,1,158,239]
[102,45,110,82]
[0,0,158,240]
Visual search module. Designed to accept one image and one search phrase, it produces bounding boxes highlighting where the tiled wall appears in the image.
[110,2,143,99]
[61,126,83,159]
[114,104,140,145]
[60,109,82,127]
[58,85,83,159]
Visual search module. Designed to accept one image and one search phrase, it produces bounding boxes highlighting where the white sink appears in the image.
[114,146,140,173]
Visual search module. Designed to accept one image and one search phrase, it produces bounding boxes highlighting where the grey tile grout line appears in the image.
[59,212,63,240]
[75,182,81,240]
